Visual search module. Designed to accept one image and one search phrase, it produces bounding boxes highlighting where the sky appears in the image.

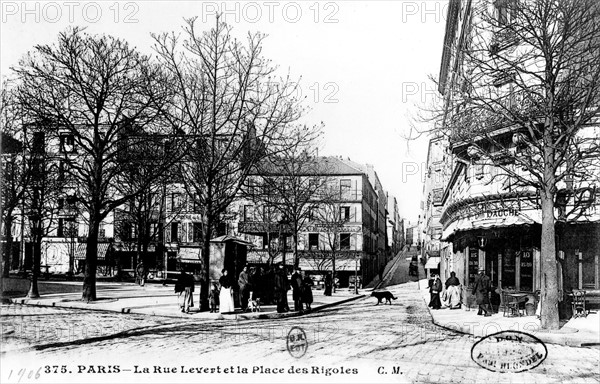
[0,0,449,222]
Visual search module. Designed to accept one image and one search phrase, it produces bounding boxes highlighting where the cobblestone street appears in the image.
[2,281,598,383]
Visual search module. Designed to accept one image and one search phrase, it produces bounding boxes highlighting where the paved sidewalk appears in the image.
[418,279,600,347]
[6,280,364,320]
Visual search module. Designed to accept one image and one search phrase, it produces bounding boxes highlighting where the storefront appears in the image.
[447,226,541,292]
[440,196,543,292]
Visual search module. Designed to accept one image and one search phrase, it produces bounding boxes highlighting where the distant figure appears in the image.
[301,272,314,311]
[175,269,194,313]
[379,264,385,282]
[274,264,290,313]
[324,272,333,296]
[208,282,220,313]
[428,275,442,310]
[249,267,262,302]
[291,267,304,312]
[219,269,235,313]
[238,265,250,312]
[136,261,145,286]
[472,267,491,316]
[444,271,462,309]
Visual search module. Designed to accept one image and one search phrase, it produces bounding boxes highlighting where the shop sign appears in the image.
[475,203,520,219]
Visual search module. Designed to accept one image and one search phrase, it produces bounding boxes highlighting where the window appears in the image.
[340,179,351,196]
[309,207,318,221]
[340,233,351,250]
[58,218,76,237]
[171,222,179,243]
[494,0,516,25]
[58,160,66,182]
[180,223,189,243]
[170,193,182,212]
[32,132,45,154]
[149,223,159,238]
[243,205,255,222]
[59,134,75,153]
[309,233,319,250]
[57,218,64,237]
[192,222,203,243]
[340,206,350,221]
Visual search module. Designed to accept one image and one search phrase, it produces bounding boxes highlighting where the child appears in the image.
[209,283,220,313]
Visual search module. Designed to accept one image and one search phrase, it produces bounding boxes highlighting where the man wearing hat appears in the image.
[274,263,290,313]
[473,267,492,316]
[291,266,304,312]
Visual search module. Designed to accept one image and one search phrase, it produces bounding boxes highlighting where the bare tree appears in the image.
[153,17,315,310]
[23,124,64,298]
[423,0,600,329]
[114,131,185,284]
[250,148,328,270]
[240,184,286,267]
[312,182,356,288]
[0,86,29,278]
[13,27,173,301]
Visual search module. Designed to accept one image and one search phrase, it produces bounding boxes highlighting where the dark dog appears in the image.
[371,290,397,305]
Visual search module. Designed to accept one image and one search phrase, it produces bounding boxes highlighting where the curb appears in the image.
[4,294,366,321]
[419,289,594,348]
[235,294,366,320]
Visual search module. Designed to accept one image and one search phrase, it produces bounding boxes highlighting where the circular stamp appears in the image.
[286,326,308,358]
[471,330,548,373]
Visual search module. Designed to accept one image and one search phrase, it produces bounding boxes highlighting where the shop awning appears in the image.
[424,257,441,269]
[209,235,253,246]
[441,210,542,241]
[74,243,110,260]
[177,247,202,263]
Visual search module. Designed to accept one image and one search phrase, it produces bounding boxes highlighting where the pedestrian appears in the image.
[379,264,385,282]
[238,265,250,312]
[473,267,492,316]
[301,271,314,311]
[274,264,290,313]
[428,275,442,309]
[427,273,435,304]
[175,269,194,313]
[324,272,333,296]
[208,282,220,313]
[250,267,262,302]
[444,271,462,309]
[136,261,145,286]
[219,269,235,313]
[291,267,304,312]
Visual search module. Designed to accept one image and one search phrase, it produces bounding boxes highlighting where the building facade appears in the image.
[235,156,390,287]
[433,0,600,317]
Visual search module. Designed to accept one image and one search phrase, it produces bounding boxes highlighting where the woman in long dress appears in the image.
[428,275,442,309]
[444,271,462,309]
[301,272,314,311]
[219,269,235,313]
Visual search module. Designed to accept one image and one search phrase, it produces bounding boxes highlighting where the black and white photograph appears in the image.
[1,1,599,383]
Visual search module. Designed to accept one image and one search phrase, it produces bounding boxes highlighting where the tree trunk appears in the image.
[82,220,100,302]
[2,216,13,278]
[27,233,41,298]
[200,213,212,312]
[292,228,299,269]
[540,190,560,329]
[332,252,336,293]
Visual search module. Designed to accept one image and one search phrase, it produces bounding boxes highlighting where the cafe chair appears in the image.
[502,291,524,317]
[571,290,588,318]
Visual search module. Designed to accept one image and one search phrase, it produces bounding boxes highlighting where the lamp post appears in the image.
[354,252,359,295]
